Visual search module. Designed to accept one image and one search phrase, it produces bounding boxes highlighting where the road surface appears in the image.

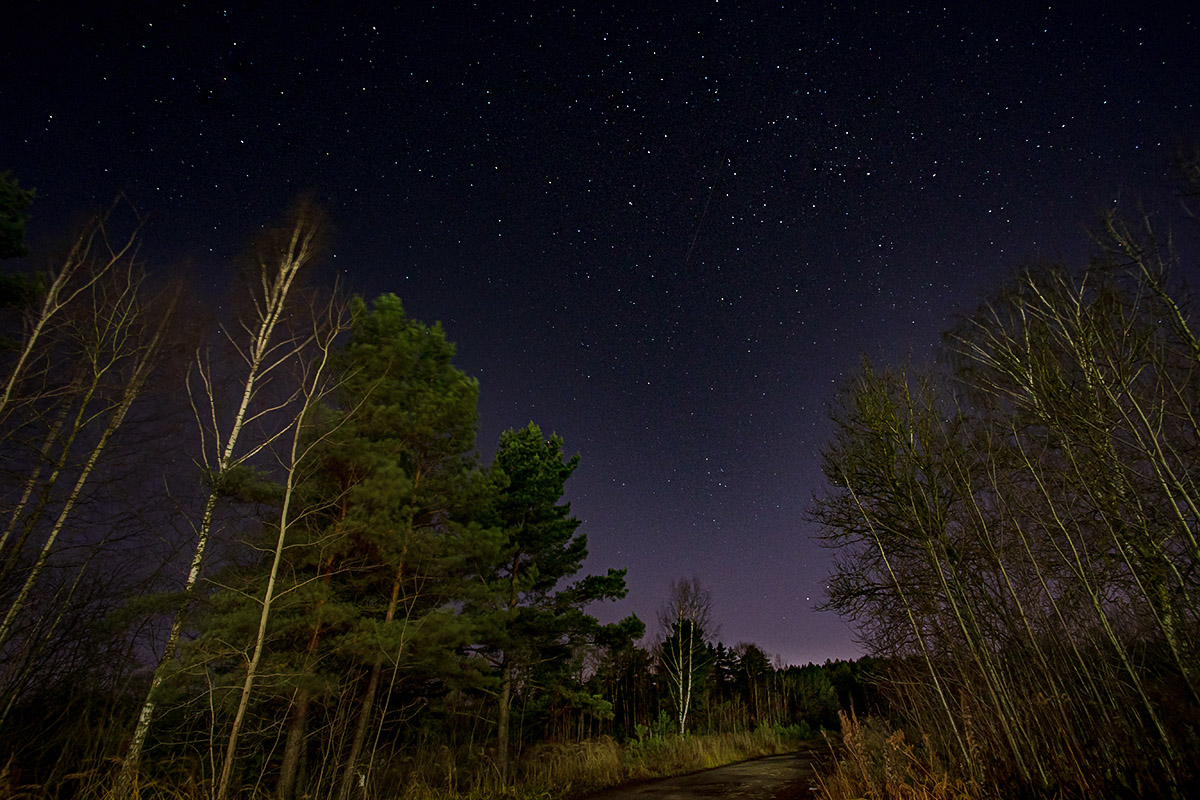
[582,750,825,800]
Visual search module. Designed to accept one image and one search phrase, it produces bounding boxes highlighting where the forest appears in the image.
[0,175,862,800]
[3,151,1200,800]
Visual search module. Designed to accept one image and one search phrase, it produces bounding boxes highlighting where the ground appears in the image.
[582,750,825,800]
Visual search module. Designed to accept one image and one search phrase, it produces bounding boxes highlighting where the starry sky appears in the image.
[4,2,1198,666]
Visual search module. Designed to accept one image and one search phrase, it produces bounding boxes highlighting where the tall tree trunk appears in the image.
[0,205,137,426]
[215,296,346,800]
[0,273,171,652]
[279,551,336,798]
[0,406,66,560]
[495,552,522,779]
[115,204,321,798]
[337,560,405,800]
[497,659,513,779]
[278,687,311,800]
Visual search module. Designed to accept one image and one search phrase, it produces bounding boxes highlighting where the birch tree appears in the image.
[213,291,353,800]
[116,200,328,796]
[815,252,1200,795]
[0,204,177,731]
[0,200,141,440]
[657,577,714,736]
[0,257,176,652]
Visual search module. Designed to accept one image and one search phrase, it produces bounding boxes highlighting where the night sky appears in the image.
[4,2,1198,666]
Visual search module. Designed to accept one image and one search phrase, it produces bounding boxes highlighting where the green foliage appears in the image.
[634,710,676,744]
[0,271,43,312]
[0,171,35,259]
[774,720,814,740]
[212,464,284,504]
[480,419,628,637]
[489,422,586,598]
[158,292,493,796]
[467,422,630,769]
[0,202,812,796]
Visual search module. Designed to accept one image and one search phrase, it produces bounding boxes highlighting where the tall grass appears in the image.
[817,711,981,800]
[383,726,803,800]
[63,726,804,800]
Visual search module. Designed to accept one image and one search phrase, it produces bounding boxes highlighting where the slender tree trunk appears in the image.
[0,206,136,425]
[687,625,696,730]
[0,380,137,649]
[844,478,973,768]
[214,469,298,800]
[278,687,311,800]
[337,561,405,800]
[337,652,382,800]
[497,660,514,778]
[0,379,95,590]
[0,284,169,651]
[0,406,66,558]
[115,206,321,798]
[215,298,345,800]
[280,551,335,796]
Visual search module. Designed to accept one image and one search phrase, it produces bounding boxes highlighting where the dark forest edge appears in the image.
[0,176,864,800]
[813,146,1200,800]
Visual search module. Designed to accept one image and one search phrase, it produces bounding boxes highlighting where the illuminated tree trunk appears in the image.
[116,202,324,798]
[0,204,138,427]
[214,294,349,800]
[658,578,713,737]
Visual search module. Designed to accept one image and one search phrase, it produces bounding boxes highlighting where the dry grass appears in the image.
[400,727,802,800]
[76,728,803,800]
[816,711,981,800]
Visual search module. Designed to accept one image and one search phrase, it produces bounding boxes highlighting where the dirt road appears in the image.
[582,750,825,800]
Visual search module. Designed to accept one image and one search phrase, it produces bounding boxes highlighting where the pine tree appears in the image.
[472,422,628,777]
[168,293,488,798]
[328,294,484,800]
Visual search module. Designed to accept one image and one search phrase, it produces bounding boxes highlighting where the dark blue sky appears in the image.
[4,1,1198,665]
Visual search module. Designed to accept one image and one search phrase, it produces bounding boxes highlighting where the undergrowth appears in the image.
[0,721,810,800]
[816,710,981,800]
[375,720,805,800]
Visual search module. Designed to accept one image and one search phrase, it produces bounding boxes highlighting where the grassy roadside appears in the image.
[512,727,811,799]
[814,711,980,800]
[80,726,812,800]
[398,726,812,800]
[23,726,813,799]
